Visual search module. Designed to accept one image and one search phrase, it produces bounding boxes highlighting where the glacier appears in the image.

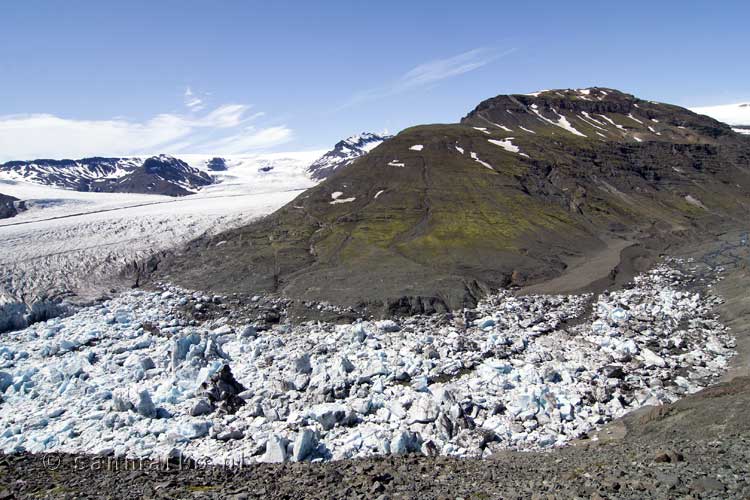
[0,259,734,462]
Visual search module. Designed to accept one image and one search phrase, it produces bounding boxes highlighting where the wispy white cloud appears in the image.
[184,87,205,111]
[0,103,292,161]
[338,47,515,110]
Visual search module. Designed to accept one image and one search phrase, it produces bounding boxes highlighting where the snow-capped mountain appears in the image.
[0,155,215,196]
[307,132,391,180]
[691,102,750,134]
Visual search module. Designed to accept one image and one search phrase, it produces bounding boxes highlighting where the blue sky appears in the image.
[0,0,748,160]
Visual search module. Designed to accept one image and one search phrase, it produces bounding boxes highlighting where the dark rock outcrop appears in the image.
[206,157,228,171]
[0,193,25,219]
[200,364,246,415]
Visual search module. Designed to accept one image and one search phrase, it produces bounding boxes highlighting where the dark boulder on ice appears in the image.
[200,364,246,414]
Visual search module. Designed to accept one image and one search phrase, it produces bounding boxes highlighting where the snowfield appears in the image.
[690,102,750,126]
[0,151,323,331]
[0,260,734,462]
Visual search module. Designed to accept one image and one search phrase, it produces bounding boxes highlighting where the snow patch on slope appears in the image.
[330,197,356,205]
[488,138,520,154]
[553,112,587,137]
[530,107,587,137]
[597,114,626,130]
[470,152,493,170]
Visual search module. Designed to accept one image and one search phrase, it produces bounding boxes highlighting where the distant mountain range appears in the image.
[0,155,214,196]
[0,133,388,200]
[153,87,750,315]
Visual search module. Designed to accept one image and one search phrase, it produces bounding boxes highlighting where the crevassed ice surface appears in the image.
[0,260,735,462]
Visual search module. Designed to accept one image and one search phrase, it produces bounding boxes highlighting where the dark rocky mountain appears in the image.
[0,193,26,219]
[307,132,391,180]
[0,155,215,196]
[206,157,228,171]
[152,88,750,314]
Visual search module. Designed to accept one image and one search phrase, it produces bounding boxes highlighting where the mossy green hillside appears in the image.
[156,89,750,314]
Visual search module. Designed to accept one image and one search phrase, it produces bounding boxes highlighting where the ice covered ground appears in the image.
[0,151,323,331]
[0,259,734,462]
[690,102,750,126]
